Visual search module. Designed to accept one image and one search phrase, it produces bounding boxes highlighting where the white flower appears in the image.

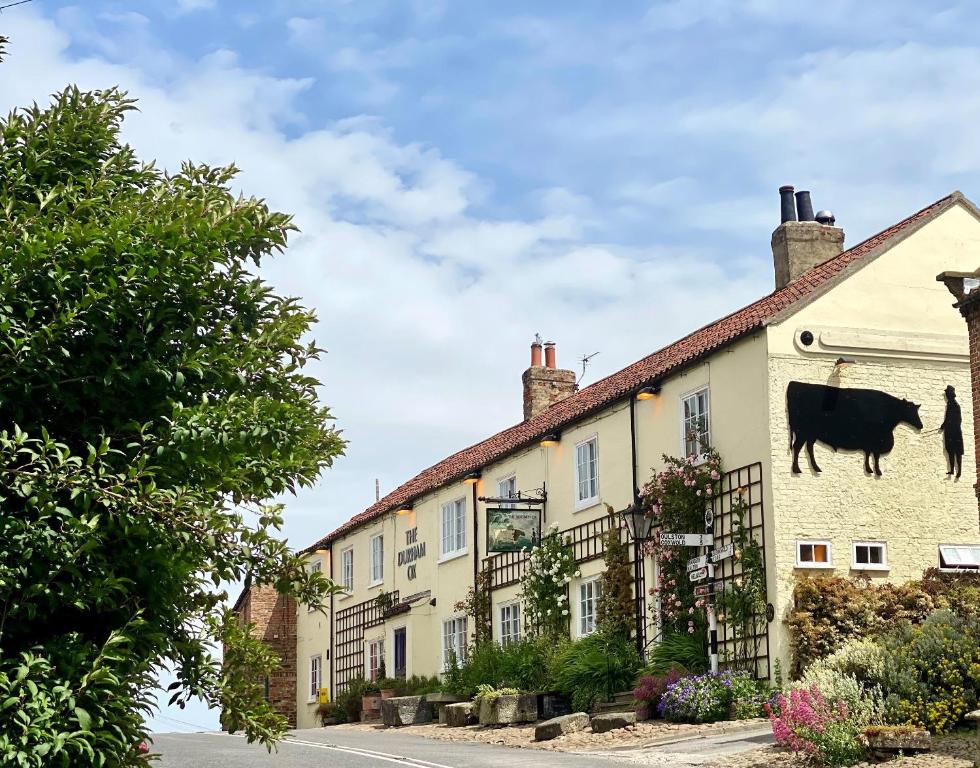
[563,575,571,583]
[561,609,569,616]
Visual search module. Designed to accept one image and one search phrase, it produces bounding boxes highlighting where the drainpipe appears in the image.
[629,394,644,657]
[471,482,482,640]
[328,542,335,703]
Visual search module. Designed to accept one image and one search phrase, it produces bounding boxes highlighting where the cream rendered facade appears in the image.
[294,196,980,724]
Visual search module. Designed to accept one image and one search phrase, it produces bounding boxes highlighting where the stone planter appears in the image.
[382,695,433,727]
[536,692,572,721]
[863,726,932,756]
[634,705,650,722]
[478,694,537,726]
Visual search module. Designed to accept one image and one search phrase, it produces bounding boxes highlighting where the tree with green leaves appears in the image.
[0,37,344,766]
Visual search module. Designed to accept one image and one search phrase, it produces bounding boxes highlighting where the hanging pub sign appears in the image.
[486,507,542,553]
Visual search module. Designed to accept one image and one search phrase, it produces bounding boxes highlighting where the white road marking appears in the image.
[207,731,458,768]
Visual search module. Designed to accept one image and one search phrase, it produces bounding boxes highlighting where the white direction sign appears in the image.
[686,555,708,572]
[659,532,713,547]
[688,564,715,583]
[711,544,735,563]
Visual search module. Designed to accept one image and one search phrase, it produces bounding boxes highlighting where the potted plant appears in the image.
[361,682,382,719]
[377,662,396,700]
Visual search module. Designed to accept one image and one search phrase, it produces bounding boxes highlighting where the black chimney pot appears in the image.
[779,185,797,223]
[795,191,815,222]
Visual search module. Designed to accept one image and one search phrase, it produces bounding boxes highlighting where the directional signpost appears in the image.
[711,543,734,563]
[688,565,714,582]
[686,554,708,572]
[659,532,712,547]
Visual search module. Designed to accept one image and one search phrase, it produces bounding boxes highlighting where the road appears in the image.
[152,725,774,767]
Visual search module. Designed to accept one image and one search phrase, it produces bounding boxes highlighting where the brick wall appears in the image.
[964,300,980,504]
[230,586,297,728]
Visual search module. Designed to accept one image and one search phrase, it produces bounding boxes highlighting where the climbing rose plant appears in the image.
[640,451,722,638]
[521,523,578,637]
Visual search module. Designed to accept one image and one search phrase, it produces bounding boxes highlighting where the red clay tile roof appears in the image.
[305,192,959,552]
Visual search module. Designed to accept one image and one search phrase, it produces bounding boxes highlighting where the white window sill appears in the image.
[795,562,834,569]
[574,498,601,513]
[438,549,469,564]
[851,564,889,571]
[338,590,353,601]
[367,580,384,589]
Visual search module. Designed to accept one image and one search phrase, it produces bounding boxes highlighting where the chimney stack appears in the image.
[522,338,576,420]
[771,185,844,290]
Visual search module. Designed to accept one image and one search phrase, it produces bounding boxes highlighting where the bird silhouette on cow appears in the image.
[787,381,923,476]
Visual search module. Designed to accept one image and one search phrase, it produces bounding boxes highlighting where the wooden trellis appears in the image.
[333,590,399,694]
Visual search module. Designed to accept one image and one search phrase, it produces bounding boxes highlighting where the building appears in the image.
[231,585,298,727]
[237,189,980,730]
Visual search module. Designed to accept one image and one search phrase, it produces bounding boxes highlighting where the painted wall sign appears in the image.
[487,507,541,553]
[787,381,922,475]
[940,385,964,478]
[398,527,427,581]
[659,532,712,547]
[686,555,708,572]
[711,543,734,563]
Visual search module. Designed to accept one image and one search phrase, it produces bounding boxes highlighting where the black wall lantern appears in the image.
[620,503,653,542]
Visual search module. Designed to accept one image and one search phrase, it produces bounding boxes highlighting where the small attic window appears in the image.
[938,544,980,571]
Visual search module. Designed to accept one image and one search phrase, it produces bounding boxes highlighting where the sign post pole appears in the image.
[703,506,718,674]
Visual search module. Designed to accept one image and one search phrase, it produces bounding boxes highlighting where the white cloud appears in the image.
[176,0,215,12]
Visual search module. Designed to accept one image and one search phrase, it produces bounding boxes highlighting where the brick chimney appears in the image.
[522,337,577,420]
[771,186,845,290]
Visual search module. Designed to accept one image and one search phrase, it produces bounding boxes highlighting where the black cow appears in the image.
[787,381,923,476]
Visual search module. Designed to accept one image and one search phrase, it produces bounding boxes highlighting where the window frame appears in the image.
[367,637,385,682]
[441,615,468,671]
[440,497,467,560]
[369,533,384,586]
[679,386,711,461]
[796,539,834,569]
[851,540,888,571]
[497,474,517,509]
[498,600,521,646]
[308,654,321,702]
[938,544,980,571]
[307,560,322,612]
[577,576,602,637]
[340,547,354,592]
[574,435,600,511]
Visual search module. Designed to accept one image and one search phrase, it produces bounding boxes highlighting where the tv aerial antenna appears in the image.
[577,351,600,386]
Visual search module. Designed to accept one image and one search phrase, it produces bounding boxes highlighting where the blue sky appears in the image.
[4,0,980,735]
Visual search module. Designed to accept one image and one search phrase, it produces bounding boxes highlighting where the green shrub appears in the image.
[796,666,884,727]
[642,631,708,676]
[439,636,565,697]
[787,575,935,675]
[552,628,642,712]
[880,610,980,733]
[322,677,368,724]
[920,568,980,619]
[474,684,519,707]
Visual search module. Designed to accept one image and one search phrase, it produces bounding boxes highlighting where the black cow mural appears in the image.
[787,381,923,476]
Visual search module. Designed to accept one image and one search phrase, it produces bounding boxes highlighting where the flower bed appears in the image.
[659,670,770,724]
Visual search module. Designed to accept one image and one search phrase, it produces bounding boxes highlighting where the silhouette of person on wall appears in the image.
[940,385,963,479]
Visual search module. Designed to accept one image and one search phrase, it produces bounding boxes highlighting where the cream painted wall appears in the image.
[295,551,330,729]
[764,202,980,671]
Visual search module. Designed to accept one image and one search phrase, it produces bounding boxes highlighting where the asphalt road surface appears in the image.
[152,725,774,768]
